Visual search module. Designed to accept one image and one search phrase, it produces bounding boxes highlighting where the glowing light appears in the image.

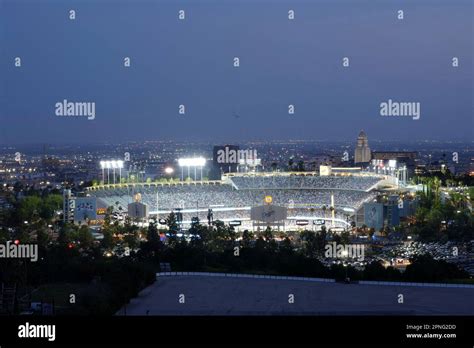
[165,167,174,174]
[99,160,124,169]
[264,195,273,204]
[178,157,206,167]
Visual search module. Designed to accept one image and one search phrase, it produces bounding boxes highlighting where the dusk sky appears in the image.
[1,0,472,144]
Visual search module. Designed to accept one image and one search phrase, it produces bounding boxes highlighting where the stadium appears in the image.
[86,171,397,231]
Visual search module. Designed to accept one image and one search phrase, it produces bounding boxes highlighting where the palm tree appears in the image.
[448,192,465,209]
[288,158,294,171]
[297,160,305,172]
[432,177,441,198]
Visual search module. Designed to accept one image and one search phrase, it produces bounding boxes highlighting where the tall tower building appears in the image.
[354,130,371,165]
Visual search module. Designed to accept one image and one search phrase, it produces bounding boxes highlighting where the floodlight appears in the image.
[178,157,206,167]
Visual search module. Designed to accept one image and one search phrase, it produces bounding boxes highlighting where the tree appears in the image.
[17,196,42,223]
[207,220,234,252]
[225,225,237,243]
[300,230,319,258]
[147,218,160,245]
[36,226,51,250]
[58,223,76,246]
[104,206,114,226]
[315,226,327,254]
[340,231,350,245]
[101,228,114,249]
[297,161,305,172]
[279,237,293,255]
[166,212,179,233]
[288,158,294,170]
[404,254,469,282]
[241,229,254,248]
[123,233,139,250]
[77,225,94,249]
[263,226,273,241]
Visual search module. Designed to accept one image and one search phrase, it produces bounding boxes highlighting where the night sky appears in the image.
[1,0,472,144]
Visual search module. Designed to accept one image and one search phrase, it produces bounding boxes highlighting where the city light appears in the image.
[164,167,174,174]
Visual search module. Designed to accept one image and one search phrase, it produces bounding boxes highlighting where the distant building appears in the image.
[354,131,371,165]
[302,154,342,172]
[371,151,417,178]
[363,196,418,230]
[371,151,417,163]
[385,196,400,227]
[398,198,418,218]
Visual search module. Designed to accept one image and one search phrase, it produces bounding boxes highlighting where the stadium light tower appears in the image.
[100,161,105,184]
[178,157,206,181]
[117,160,124,184]
[112,161,117,184]
[100,160,124,185]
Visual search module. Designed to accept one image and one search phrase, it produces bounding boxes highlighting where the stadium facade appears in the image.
[85,170,398,231]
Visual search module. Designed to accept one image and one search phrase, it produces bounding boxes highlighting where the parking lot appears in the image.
[117,275,474,316]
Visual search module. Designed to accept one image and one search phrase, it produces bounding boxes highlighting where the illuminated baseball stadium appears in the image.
[86,171,397,231]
